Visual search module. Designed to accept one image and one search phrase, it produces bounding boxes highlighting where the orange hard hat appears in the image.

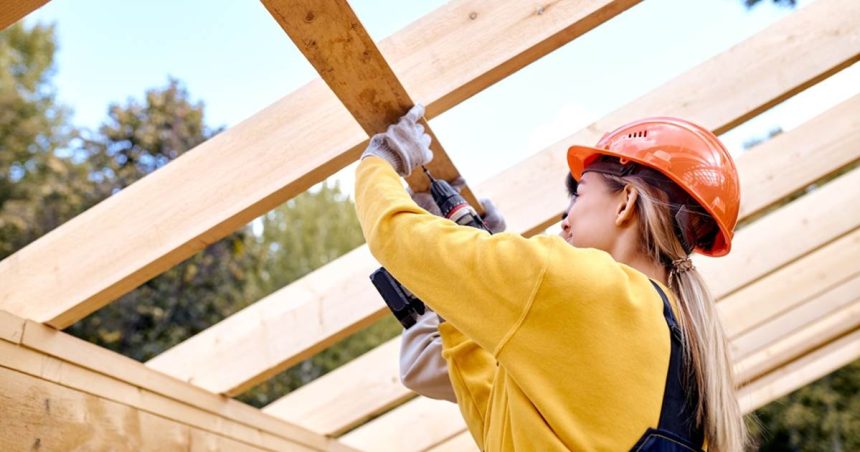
[567,117,740,257]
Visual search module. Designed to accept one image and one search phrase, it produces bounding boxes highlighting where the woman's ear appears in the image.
[615,184,638,227]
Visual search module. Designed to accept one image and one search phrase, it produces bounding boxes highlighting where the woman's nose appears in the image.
[560,200,574,232]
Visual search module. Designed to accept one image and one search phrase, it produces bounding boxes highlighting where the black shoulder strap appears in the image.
[649,280,704,448]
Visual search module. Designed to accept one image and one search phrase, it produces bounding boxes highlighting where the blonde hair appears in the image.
[599,171,749,451]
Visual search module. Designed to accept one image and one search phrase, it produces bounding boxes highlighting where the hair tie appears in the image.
[671,257,695,274]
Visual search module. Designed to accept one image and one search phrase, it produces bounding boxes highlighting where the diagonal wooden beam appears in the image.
[719,228,860,341]
[0,0,50,30]
[259,92,860,435]
[0,0,639,329]
[733,275,860,383]
[738,326,860,414]
[339,396,464,452]
[262,337,405,437]
[262,0,477,206]
[427,431,479,452]
[147,0,860,395]
[692,166,860,299]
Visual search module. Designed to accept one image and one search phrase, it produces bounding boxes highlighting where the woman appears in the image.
[356,105,747,450]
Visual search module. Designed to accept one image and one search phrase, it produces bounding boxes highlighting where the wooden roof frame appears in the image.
[2,0,859,449]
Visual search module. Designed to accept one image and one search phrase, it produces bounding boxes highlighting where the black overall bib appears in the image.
[630,280,705,451]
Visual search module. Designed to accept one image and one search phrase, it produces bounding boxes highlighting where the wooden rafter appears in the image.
[734,273,860,382]
[694,165,860,298]
[0,0,49,31]
[719,227,860,341]
[146,0,860,398]
[0,0,638,329]
[738,327,860,414]
[340,396,463,452]
[262,0,479,207]
[262,337,404,437]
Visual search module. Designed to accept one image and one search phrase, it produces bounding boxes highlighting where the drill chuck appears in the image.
[429,173,489,230]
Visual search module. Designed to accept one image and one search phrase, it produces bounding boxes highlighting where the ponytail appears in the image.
[601,172,748,451]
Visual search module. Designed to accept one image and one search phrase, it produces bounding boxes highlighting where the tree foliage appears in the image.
[752,362,860,450]
[0,23,80,259]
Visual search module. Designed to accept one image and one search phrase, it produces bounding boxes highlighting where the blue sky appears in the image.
[23,0,859,198]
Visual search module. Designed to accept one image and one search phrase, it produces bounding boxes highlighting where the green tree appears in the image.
[84,78,213,194]
[0,23,84,260]
[247,181,366,294]
[752,362,860,450]
[64,79,261,361]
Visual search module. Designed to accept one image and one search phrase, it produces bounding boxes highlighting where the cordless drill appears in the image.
[369,167,491,329]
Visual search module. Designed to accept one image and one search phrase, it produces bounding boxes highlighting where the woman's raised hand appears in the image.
[360,104,433,177]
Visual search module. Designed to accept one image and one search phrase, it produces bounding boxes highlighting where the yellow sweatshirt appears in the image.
[355,157,680,451]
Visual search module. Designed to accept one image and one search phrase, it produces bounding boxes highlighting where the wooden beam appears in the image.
[718,228,860,339]
[0,309,25,344]
[148,54,860,397]
[427,431,479,452]
[262,337,407,437]
[338,396,465,452]
[0,0,639,329]
[0,0,49,31]
[0,310,347,451]
[734,92,860,220]
[0,341,321,450]
[739,327,860,414]
[262,0,478,207]
[0,365,270,451]
[695,165,860,299]
[733,275,860,382]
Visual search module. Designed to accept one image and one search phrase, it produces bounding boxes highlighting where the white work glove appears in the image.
[409,178,508,234]
[360,104,433,177]
[400,307,457,402]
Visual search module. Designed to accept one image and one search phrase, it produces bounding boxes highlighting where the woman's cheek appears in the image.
[569,220,587,247]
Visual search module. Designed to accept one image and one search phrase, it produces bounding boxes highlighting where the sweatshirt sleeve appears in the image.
[355,156,550,356]
[399,310,457,402]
